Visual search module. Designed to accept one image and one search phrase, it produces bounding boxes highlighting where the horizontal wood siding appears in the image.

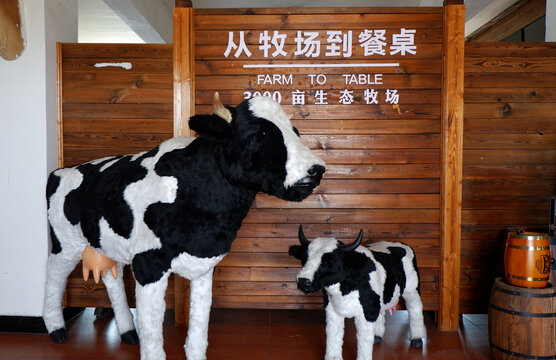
[59,43,174,308]
[195,8,442,311]
[461,42,556,313]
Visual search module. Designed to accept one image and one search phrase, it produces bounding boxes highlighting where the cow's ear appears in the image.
[189,114,232,142]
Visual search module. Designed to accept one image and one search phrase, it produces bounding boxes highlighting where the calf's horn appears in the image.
[342,229,363,252]
[213,92,232,123]
[298,225,310,247]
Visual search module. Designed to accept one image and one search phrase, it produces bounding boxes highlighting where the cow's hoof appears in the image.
[49,328,67,343]
[374,335,383,344]
[410,338,423,348]
[121,330,140,344]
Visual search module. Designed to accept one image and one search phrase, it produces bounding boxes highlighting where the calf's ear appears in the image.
[189,114,232,142]
[288,245,307,263]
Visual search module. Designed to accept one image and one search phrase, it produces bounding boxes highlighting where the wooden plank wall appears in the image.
[461,42,556,312]
[59,43,175,308]
[194,8,443,311]
[57,22,555,318]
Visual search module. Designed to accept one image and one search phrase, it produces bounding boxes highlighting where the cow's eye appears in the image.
[257,130,267,140]
[292,127,300,136]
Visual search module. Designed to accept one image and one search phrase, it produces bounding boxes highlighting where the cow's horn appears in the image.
[213,92,232,123]
[298,225,310,247]
[342,229,363,252]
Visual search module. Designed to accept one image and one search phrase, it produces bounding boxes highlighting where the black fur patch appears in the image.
[46,173,60,209]
[339,250,376,296]
[359,282,381,322]
[49,225,62,254]
[121,329,140,344]
[49,328,66,343]
[63,155,149,248]
[134,139,257,285]
[217,103,288,199]
[370,247,407,305]
[288,245,308,265]
[323,289,329,307]
[189,113,232,142]
[46,173,63,254]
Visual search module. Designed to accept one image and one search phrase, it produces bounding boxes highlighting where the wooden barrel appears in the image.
[504,231,552,288]
[488,278,556,360]
[488,277,556,360]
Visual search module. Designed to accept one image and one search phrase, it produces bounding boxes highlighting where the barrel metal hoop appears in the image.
[494,285,556,298]
[506,274,550,281]
[490,303,556,318]
[506,244,550,251]
[489,341,556,359]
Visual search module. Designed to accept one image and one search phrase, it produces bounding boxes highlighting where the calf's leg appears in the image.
[354,315,375,360]
[136,273,169,360]
[374,313,385,344]
[324,304,345,360]
[43,246,83,343]
[102,262,138,344]
[402,289,426,348]
[184,270,214,360]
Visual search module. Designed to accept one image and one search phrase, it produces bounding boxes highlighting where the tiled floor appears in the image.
[0,308,492,359]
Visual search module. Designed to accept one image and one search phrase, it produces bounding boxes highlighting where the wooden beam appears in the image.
[173,6,195,326]
[467,0,546,42]
[175,0,192,7]
[56,42,64,168]
[173,7,195,138]
[439,1,465,331]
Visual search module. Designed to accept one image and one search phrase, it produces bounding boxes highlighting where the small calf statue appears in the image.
[289,226,426,360]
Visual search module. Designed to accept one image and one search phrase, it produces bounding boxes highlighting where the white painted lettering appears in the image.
[257,74,292,85]
[342,73,383,85]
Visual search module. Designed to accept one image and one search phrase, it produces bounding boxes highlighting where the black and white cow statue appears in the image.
[289,226,426,360]
[43,93,325,360]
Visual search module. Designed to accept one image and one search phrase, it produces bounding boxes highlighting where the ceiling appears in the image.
[78,0,521,43]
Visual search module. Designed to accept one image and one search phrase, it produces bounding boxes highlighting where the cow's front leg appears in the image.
[135,273,170,360]
[325,303,345,360]
[354,315,375,360]
[102,262,138,344]
[184,270,214,360]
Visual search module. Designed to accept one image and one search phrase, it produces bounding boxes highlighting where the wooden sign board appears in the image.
[174,4,464,330]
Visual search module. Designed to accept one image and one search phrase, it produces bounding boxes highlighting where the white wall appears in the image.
[0,0,77,317]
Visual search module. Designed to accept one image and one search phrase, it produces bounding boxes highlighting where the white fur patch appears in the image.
[247,96,325,188]
[171,251,225,280]
[326,283,363,318]
[296,237,339,281]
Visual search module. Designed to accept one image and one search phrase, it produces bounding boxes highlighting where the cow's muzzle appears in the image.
[297,277,316,294]
[284,165,325,202]
[295,165,325,188]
